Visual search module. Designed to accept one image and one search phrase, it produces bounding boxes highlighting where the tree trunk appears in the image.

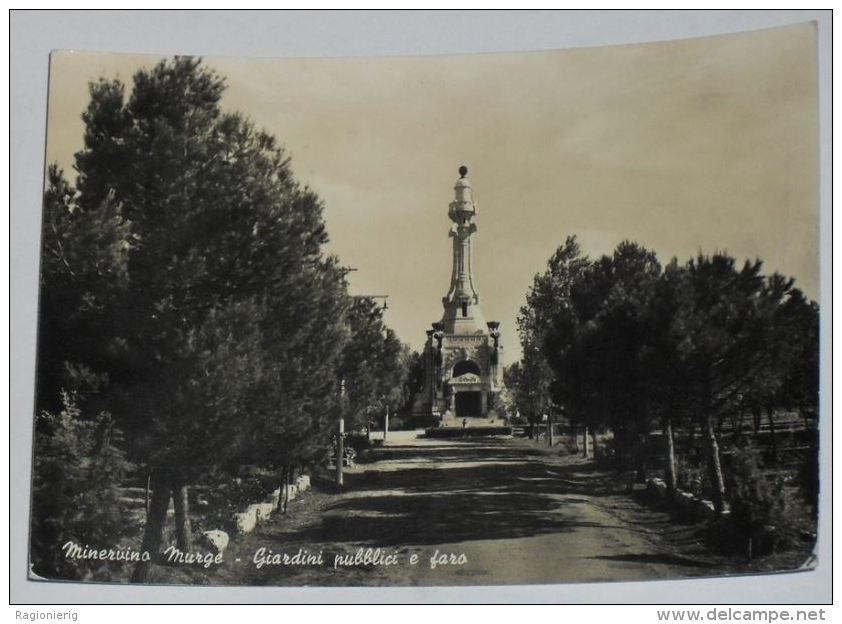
[664,417,677,493]
[172,482,192,552]
[131,473,172,583]
[627,431,637,492]
[336,426,344,488]
[704,413,726,517]
[547,416,554,448]
[766,406,778,464]
[751,406,762,434]
[282,466,291,513]
[590,428,598,459]
[731,411,741,440]
[144,474,151,520]
[582,426,590,459]
[686,419,697,464]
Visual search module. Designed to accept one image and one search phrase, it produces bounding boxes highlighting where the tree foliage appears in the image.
[338,297,408,431]
[514,236,589,427]
[518,235,819,519]
[31,392,132,579]
[32,57,410,581]
[43,57,353,480]
[37,165,130,413]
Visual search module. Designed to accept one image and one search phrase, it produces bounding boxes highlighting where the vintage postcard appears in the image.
[29,22,820,588]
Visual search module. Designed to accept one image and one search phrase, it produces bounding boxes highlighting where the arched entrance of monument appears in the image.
[452,359,481,377]
[455,391,482,417]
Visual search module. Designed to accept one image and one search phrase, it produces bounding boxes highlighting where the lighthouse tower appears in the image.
[441,165,486,334]
[413,167,505,427]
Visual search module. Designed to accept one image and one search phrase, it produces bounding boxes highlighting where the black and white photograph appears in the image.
[13,11,829,602]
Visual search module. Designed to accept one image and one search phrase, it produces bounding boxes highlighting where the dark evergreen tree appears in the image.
[338,297,407,432]
[31,393,132,579]
[673,254,771,515]
[36,165,130,415]
[545,241,661,470]
[399,350,426,418]
[34,57,356,582]
[515,236,589,435]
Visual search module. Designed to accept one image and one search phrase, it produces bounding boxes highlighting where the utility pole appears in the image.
[336,378,345,488]
[582,425,590,459]
[547,411,554,448]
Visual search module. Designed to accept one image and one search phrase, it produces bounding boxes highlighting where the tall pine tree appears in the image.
[35,57,353,582]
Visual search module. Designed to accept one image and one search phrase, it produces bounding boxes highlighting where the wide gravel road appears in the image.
[208,431,717,587]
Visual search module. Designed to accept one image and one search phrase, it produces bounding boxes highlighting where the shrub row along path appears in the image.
[172,431,729,587]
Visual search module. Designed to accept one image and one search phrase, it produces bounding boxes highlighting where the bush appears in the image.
[675,456,706,498]
[197,467,287,534]
[344,433,371,455]
[593,439,615,467]
[30,392,132,580]
[796,431,819,519]
[228,469,280,508]
[388,413,414,430]
[726,448,792,558]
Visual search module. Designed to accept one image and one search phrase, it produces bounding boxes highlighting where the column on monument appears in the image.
[480,391,488,417]
[459,238,469,289]
[451,234,460,290]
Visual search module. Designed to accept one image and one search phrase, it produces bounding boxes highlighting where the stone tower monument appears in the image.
[414,167,505,426]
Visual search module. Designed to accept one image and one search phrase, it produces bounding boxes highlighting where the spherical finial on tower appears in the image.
[458,165,468,178]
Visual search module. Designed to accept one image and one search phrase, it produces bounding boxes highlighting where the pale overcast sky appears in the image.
[46,23,818,359]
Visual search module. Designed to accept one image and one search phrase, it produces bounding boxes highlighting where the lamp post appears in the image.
[336,378,345,488]
[486,320,501,370]
[431,322,444,382]
[547,408,554,448]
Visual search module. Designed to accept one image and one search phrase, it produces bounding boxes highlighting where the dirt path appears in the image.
[166,432,725,587]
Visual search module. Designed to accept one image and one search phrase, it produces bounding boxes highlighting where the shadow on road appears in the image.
[263,439,639,547]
